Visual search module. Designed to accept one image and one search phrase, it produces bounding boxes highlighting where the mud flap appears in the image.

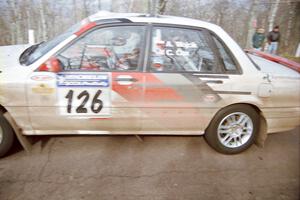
[3,112,32,153]
[255,114,267,147]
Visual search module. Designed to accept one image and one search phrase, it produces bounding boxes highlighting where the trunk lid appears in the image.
[248,54,300,79]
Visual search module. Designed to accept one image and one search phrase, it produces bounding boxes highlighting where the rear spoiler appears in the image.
[245,49,300,73]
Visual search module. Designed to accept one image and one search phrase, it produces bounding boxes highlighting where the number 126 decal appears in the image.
[59,88,111,116]
[65,90,103,114]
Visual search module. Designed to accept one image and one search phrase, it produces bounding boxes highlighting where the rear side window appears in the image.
[212,35,238,71]
[149,27,220,73]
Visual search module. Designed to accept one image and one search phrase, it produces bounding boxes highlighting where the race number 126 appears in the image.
[59,88,110,116]
[65,89,103,114]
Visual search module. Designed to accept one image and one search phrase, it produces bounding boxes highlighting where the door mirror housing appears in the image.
[38,57,62,73]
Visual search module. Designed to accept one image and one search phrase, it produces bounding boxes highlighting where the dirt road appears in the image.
[0,128,299,200]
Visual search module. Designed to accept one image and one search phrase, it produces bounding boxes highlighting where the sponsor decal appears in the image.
[32,84,55,94]
[31,75,54,81]
[57,73,111,117]
[58,88,111,117]
[57,73,110,87]
[154,40,198,57]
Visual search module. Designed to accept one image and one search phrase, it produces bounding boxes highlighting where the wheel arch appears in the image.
[206,102,268,147]
[0,104,32,153]
[0,104,7,114]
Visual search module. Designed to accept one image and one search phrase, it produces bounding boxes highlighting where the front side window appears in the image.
[149,27,219,73]
[58,26,145,71]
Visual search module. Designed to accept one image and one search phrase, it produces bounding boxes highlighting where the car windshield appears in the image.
[20,21,84,66]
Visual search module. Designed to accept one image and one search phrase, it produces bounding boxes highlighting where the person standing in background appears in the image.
[267,26,280,54]
[252,28,265,51]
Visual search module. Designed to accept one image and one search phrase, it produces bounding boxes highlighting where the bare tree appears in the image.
[285,2,294,47]
[0,16,10,45]
[246,0,259,49]
[83,0,89,18]
[128,0,134,12]
[73,0,78,22]
[7,0,22,44]
[39,0,48,41]
[98,0,102,10]
[147,0,152,14]
[268,0,280,31]
[158,0,168,15]
[0,0,299,55]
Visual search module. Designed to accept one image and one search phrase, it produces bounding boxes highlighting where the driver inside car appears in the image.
[111,30,142,71]
[117,48,140,70]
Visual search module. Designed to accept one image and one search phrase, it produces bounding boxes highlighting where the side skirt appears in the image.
[23,130,205,136]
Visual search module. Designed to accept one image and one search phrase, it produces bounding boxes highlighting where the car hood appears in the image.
[0,44,31,72]
[248,54,300,79]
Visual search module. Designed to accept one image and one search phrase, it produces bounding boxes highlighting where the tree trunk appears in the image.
[147,0,152,14]
[268,0,280,31]
[26,9,31,30]
[98,0,102,11]
[73,0,77,22]
[150,0,156,15]
[158,0,168,15]
[245,0,258,49]
[83,0,88,18]
[37,20,42,42]
[285,2,294,48]
[128,0,134,12]
[39,0,47,41]
[7,0,20,44]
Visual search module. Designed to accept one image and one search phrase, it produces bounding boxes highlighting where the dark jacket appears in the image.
[267,31,280,43]
[252,33,265,48]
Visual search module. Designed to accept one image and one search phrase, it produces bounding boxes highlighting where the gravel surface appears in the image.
[0,127,299,200]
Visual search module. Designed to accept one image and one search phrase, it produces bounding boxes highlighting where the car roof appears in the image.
[88,11,222,32]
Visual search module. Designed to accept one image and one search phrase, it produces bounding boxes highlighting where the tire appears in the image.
[0,114,15,157]
[204,105,259,154]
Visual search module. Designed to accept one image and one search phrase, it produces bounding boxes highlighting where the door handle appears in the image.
[115,75,138,86]
[114,77,138,82]
[203,80,223,84]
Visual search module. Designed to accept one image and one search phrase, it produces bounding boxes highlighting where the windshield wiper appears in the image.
[19,42,45,65]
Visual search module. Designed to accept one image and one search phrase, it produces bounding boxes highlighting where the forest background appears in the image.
[0,0,299,57]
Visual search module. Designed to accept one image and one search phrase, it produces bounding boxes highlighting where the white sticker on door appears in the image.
[57,73,111,117]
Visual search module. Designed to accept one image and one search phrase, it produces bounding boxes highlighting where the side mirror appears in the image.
[38,57,62,73]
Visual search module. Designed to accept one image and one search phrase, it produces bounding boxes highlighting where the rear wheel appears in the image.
[0,114,14,157]
[205,105,259,154]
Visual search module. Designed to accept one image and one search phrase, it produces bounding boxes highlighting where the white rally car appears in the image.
[0,12,299,156]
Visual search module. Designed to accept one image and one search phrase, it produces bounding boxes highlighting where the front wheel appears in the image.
[0,114,15,157]
[205,105,259,154]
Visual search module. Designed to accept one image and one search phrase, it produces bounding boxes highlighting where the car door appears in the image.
[26,25,147,133]
[141,25,241,133]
